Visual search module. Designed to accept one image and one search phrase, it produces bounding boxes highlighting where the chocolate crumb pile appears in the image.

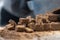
[4,12,60,33]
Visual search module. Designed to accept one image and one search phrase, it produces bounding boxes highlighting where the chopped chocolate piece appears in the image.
[51,22,60,30]
[34,23,44,31]
[26,16,35,22]
[35,15,43,25]
[48,14,58,22]
[8,19,16,25]
[25,27,34,33]
[5,24,15,30]
[28,22,35,29]
[15,25,26,32]
[19,18,29,25]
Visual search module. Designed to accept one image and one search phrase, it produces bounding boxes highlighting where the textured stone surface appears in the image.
[0,29,60,40]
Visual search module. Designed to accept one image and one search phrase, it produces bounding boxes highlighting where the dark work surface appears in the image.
[1,8,19,26]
